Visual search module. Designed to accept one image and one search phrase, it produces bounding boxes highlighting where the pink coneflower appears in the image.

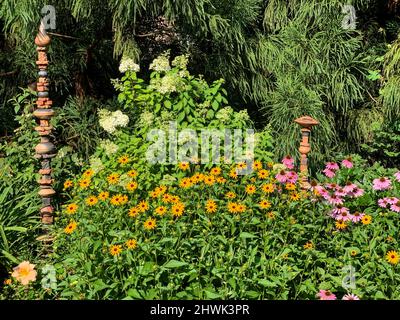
[323,168,336,178]
[342,293,360,300]
[387,197,399,205]
[316,290,337,300]
[373,177,391,191]
[326,162,339,171]
[335,188,347,197]
[275,170,287,183]
[327,194,344,205]
[325,183,338,190]
[390,201,400,213]
[286,171,298,184]
[336,211,351,221]
[315,185,328,197]
[351,211,364,223]
[350,187,364,198]
[341,158,353,169]
[378,198,389,208]
[331,206,349,218]
[394,172,400,183]
[343,182,357,194]
[282,155,294,169]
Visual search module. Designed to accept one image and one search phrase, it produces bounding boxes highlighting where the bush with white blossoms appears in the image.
[119,57,140,73]
[149,52,171,72]
[98,109,129,134]
[99,139,119,154]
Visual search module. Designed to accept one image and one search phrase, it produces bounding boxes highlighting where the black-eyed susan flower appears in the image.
[120,195,129,205]
[85,196,98,206]
[261,183,275,194]
[110,244,122,256]
[236,203,246,213]
[83,169,94,178]
[127,169,138,178]
[361,215,372,225]
[170,195,180,203]
[216,177,226,184]
[63,180,73,189]
[118,155,129,165]
[236,162,247,170]
[128,207,140,217]
[126,239,137,249]
[259,200,271,210]
[257,169,269,179]
[171,203,185,217]
[126,181,138,192]
[138,200,149,212]
[335,220,347,230]
[245,184,256,195]
[65,203,78,214]
[290,192,301,201]
[144,217,157,230]
[64,221,77,234]
[203,175,215,186]
[178,162,190,171]
[155,206,167,216]
[110,194,122,206]
[229,169,238,179]
[162,193,172,203]
[79,178,90,189]
[386,250,399,265]
[205,200,217,213]
[210,167,221,176]
[350,250,357,257]
[98,191,109,201]
[225,191,236,199]
[227,202,239,214]
[267,211,275,219]
[303,242,313,250]
[179,177,192,188]
[285,183,296,191]
[252,160,262,171]
[107,173,120,184]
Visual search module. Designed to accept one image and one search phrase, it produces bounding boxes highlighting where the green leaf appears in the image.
[163,260,188,268]
[240,232,257,239]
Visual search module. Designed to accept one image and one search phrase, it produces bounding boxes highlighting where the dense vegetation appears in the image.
[0,1,399,300]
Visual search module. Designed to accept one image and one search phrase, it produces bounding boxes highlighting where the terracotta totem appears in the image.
[294,116,319,189]
[33,21,56,227]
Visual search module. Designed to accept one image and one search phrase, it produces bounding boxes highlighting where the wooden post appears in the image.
[294,116,319,189]
[33,21,56,234]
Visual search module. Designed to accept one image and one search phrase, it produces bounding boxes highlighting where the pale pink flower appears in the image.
[387,197,399,205]
[286,171,298,184]
[334,188,347,197]
[11,261,37,286]
[315,186,328,197]
[327,194,343,205]
[335,211,351,221]
[350,187,364,198]
[372,177,391,191]
[351,212,364,223]
[331,206,349,219]
[394,172,400,183]
[342,294,360,300]
[343,182,357,194]
[275,170,287,183]
[378,198,389,208]
[325,183,339,190]
[282,156,294,169]
[316,290,337,300]
[326,162,339,171]
[341,158,353,169]
[390,201,400,213]
[323,169,336,178]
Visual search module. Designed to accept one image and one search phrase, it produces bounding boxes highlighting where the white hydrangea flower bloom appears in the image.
[139,111,155,127]
[99,139,119,154]
[89,157,105,173]
[172,54,189,70]
[119,57,140,73]
[98,109,129,134]
[157,74,178,94]
[216,107,234,123]
[149,54,171,72]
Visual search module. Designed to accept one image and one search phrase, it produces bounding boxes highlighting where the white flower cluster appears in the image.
[216,106,234,123]
[99,139,119,154]
[139,111,155,127]
[89,157,105,173]
[119,57,140,73]
[172,54,189,70]
[149,53,171,72]
[98,109,129,134]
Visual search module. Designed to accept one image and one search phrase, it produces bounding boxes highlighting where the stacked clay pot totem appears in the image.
[33,22,56,227]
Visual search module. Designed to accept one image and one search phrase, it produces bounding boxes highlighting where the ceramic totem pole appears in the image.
[294,116,319,189]
[33,22,56,228]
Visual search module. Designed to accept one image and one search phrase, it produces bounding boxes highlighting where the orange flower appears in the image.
[171,203,185,217]
[285,183,296,191]
[203,175,215,186]
[170,195,180,203]
[11,261,37,286]
[179,177,192,188]
[162,193,172,203]
[178,162,190,171]
[229,169,238,179]
[110,194,123,206]
[118,155,130,165]
[98,191,109,201]
[65,203,78,214]
[127,169,138,178]
[257,169,269,179]
[63,180,73,189]
[128,207,140,217]
[85,196,98,206]
[245,184,256,195]
[126,239,137,249]
[216,177,226,184]
[210,167,222,176]
[107,173,120,184]
[252,160,262,171]
[138,200,149,212]
[155,206,167,216]
[79,179,90,189]
[259,200,271,209]
[144,217,157,230]
[83,169,94,178]
[225,191,236,199]
[64,220,77,234]
[126,181,138,192]
[227,202,239,213]
[205,200,217,213]
[261,183,275,193]
[110,244,122,256]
